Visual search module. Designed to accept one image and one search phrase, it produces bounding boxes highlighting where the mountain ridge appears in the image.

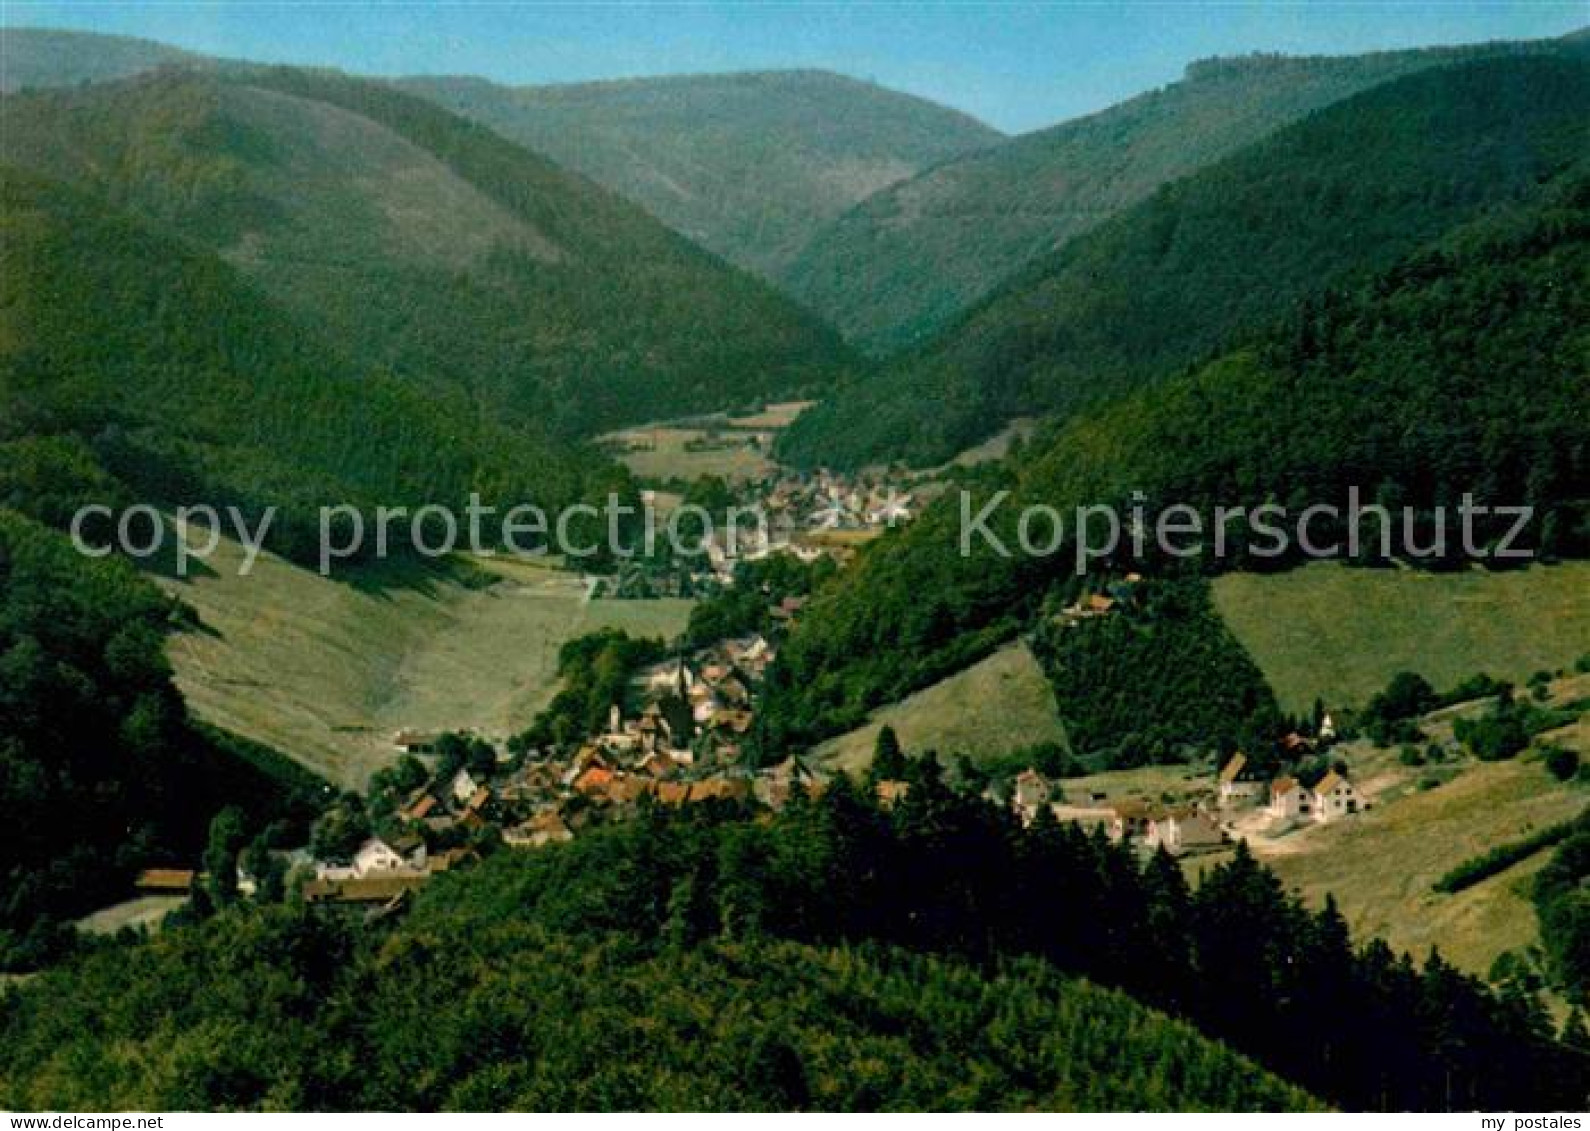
[0,64,855,438]
[782,28,1590,353]
[778,52,1590,469]
[395,66,1003,278]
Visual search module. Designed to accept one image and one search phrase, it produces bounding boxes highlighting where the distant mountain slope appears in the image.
[784,32,1587,353]
[762,163,1590,752]
[0,166,595,558]
[0,67,853,437]
[779,55,1590,469]
[399,69,1003,279]
[0,27,205,91]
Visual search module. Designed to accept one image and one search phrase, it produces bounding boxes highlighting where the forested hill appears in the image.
[778,54,1590,470]
[782,31,1587,354]
[0,27,206,91]
[761,163,1590,752]
[3,783,1582,1109]
[0,66,854,438]
[0,505,324,969]
[0,167,603,562]
[399,69,1004,280]
[0,915,1321,1110]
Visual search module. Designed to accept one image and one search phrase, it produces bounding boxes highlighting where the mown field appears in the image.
[1254,755,1585,979]
[156,533,691,789]
[816,641,1069,773]
[600,400,812,483]
[1213,562,1590,714]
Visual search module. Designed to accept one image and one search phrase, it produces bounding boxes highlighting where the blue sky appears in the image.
[4,2,1585,132]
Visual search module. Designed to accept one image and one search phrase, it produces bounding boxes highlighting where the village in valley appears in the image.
[134,602,1376,913]
[118,400,1586,982]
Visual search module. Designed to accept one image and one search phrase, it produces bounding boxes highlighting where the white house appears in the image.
[1217,752,1264,807]
[1012,768,1053,821]
[1312,770,1360,822]
[449,768,479,807]
[1268,776,1311,820]
[316,836,424,882]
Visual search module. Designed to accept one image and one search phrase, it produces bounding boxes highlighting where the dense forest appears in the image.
[0,167,628,563]
[761,162,1590,753]
[1028,578,1280,765]
[0,914,1319,1111]
[0,508,323,969]
[3,774,1582,1109]
[785,33,1585,353]
[0,67,855,439]
[780,54,1590,468]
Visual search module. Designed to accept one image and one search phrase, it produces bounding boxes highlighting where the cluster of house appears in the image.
[618,634,775,758]
[324,635,819,899]
[993,723,1360,857]
[305,834,477,905]
[1002,768,1228,855]
[595,469,919,600]
[1215,747,1362,824]
[758,469,916,536]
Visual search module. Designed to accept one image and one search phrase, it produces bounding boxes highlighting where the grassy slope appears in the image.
[1255,753,1583,978]
[158,532,690,790]
[399,69,1003,279]
[1212,562,1590,714]
[815,642,1068,774]
[1221,675,1587,977]
[1059,678,1590,978]
[600,401,814,483]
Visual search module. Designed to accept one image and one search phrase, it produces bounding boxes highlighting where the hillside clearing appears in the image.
[156,532,690,790]
[815,641,1068,774]
[600,400,813,483]
[1213,562,1590,714]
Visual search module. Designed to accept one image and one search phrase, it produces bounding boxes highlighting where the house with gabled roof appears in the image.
[1268,776,1311,820]
[1145,807,1225,855]
[399,789,440,823]
[1312,769,1360,822]
[504,809,574,849]
[1217,752,1264,807]
[1107,799,1159,843]
[448,768,480,807]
